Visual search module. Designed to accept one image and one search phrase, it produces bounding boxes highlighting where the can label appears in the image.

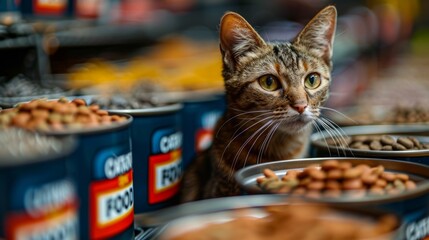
[5,179,78,240]
[405,214,429,240]
[195,110,222,152]
[33,0,67,15]
[149,129,182,204]
[90,148,134,239]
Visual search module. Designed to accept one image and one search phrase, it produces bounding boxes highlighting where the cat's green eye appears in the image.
[258,75,280,91]
[304,73,321,89]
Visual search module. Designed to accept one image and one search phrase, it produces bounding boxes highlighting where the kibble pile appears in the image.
[257,160,417,198]
[0,98,127,132]
[90,95,166,110]
[326,135,429,151]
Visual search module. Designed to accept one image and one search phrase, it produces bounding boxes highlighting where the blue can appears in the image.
[48,113,134,240]
[310,124,429,165]
[0,129,78,240]
[181,93,226,168]
[108,104,183,214]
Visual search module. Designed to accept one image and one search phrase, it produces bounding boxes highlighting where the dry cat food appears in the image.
[326,135,429,151]
[256,160,417,198]
[0,98,127,131]
[90,94,166,110]
[164,204,398,240]
[0,74,65,98]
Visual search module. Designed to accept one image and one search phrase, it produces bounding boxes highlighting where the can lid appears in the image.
[0,128,76,167]
[107,103,183,116]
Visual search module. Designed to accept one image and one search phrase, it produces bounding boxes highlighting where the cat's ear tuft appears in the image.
[220,12,266,66]
[293,6,337,66]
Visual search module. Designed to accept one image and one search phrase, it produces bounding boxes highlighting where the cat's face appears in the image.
[220,6,337,134]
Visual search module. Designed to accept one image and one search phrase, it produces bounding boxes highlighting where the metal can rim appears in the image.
[106,103,183,116]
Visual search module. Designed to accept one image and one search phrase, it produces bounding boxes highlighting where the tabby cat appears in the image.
[181,6,337,201]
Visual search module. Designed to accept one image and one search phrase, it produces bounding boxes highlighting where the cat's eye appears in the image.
[304,73,321,89]
[258,75,280,91]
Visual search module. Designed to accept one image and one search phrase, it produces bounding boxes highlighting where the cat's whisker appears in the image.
[317,118,348,157]
[311,120,332,157]
[216,110,271,138]
[319,117,355,157]
[229,119,274,179]
[239,120,276,177]
[257,122,280,164]
[219,115,274,169]
[315,118,342,156]
[319,106,358,125]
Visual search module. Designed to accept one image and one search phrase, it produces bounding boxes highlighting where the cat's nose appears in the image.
[292,104,307,114]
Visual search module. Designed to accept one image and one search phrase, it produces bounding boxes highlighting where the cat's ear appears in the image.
[293,6,337,66]
[220,12,266,67]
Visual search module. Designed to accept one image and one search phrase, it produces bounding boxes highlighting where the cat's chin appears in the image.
[278,118,312,134]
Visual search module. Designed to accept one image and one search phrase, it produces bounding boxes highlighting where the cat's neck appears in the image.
[212,110,311,170]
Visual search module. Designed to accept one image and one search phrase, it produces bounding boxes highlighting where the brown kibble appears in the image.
[369,141,382,150]
[97,110,109,116]
[397,137,414,149]
[72,98,87,106]
[307,181,325,190]
[393,179,405,190]
[326,169,343,180]
[277,185,292,193]
[396,173,409,182]
[405,180,417,190]
[380,135,395,145]
[350,142,363,149]
[53,103,68,114]
[343,167,363,179]
[77,106,91,115]
[308,169,326,180]
[31,109,49,119]
[325,180,341,190]
[18,102,36,111]
[48,113,62,123]
[362,173,378,185]
[58,97,69,103]
[263,169,278,179]
[408,137,421,148]
[343,178,363,190]
[321,160,339,171]
[381,145,393,151]
[338,162,352,170]
[381,172,396,182]
[12,113,31,127]
[89,105,100,112]
[375,179,387,188]
[37,101,54,110]
[371,165,385,175]
[393,143,407,151]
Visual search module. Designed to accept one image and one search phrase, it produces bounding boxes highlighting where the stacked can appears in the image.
[0,128,78,240]
[0,98,135,239]
[90,95,184,213]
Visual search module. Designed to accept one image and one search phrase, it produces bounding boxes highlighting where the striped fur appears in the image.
[181,6,337,201]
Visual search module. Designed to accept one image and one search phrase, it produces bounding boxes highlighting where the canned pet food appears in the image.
[177,92,225,168]
[235,157,429,240]
[0,128,78,240]
[1,98,135,239]
[134,195,401,240]
[311,124,429,165]
[106,102,183,214]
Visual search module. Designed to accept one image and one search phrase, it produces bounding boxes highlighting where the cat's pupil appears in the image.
[266,76,273,86]
[309,75,315,85]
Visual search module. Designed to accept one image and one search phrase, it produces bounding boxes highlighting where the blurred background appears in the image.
[0,0,428,115]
